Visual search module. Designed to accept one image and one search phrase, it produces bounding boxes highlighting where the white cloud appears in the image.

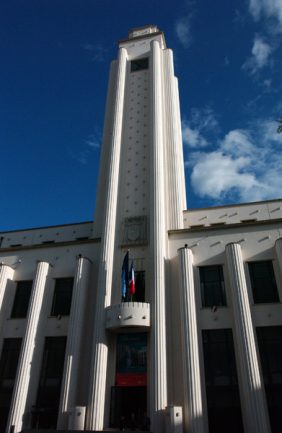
[259,119,282,143]
[182,107,218,148]
[190,107,219,131]
[221,130,255,156]
[249,0,282,27]
[187,119,282,203]
[242,35,272,74]
[175,16,192,48]
[85,134,100,149]
[81,43,107,62]
[252,36,272,67]
[182,123,208,148]
[191,151,258,199]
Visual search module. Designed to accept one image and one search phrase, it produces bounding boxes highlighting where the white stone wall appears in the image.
[183,199,282,228]
[0,238,99,432]
[168,215,282,433]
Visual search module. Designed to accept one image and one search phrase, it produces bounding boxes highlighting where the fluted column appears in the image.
[225,243,270,433]
[87,47,127,431]
[163,50,185,229]
[6,261,50,433]
[57,257,91,429]
[0,264,14,312]
[173,77,187,211]
[178,247,206,433]
[149,39,167,433]
[275,238,282,276]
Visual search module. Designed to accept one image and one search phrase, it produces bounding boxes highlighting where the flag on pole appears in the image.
[121,251,129,300]
[129,262,135,297]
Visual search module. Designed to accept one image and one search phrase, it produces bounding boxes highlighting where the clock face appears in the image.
[127,224,140,241]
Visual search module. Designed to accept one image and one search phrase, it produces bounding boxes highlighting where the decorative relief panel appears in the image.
[122,216,147,245]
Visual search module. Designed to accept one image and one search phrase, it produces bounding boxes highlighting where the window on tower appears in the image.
[199,265,227,308]
[131,58,149,72]
[248,261,279,304]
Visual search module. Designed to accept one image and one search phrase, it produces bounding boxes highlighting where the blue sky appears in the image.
[0,0,282,231]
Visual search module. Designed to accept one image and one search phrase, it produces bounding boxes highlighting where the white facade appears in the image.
[0,26,282,433]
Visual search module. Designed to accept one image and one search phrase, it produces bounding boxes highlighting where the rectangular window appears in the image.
[11,280,33,318]
[0,338,22,432]
[199,265,226,307]
[202,329,244,433]
[257,326,282,433]
[133,270,145,302]
[248,261,279,303]
[50,277,74,316]
[131,58,149,72]
[32,337,67,429]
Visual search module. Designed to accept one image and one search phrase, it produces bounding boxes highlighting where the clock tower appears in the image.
[88,25,186,432]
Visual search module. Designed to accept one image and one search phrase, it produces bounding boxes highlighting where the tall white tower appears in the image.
[88,25,186,432]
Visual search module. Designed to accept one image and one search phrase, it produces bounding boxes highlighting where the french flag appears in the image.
[129,262,135,296]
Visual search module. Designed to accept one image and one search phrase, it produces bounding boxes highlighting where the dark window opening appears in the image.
[200,266,226,308]
[51,277,74,316]
[110,386,147,429]
[202,329,244,433]
[131,58,149,72]
[257,326,282,433]
[0,338,22,432]
[11,280,33,318]
[132,271,145,302]
[248,261,279,304]
[32,337,67,429]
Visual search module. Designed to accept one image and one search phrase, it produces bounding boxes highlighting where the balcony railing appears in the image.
[105,302,150,331]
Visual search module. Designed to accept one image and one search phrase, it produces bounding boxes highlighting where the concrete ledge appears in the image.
[105,302,150,331]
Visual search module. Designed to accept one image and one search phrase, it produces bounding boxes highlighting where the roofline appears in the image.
[0,220,93,235]
[118,31,166,47]
[183,198,282,213]
[0,237,101,253]
[169,217,282,235]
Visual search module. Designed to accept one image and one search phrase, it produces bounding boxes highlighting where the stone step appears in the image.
[21,430,151,433]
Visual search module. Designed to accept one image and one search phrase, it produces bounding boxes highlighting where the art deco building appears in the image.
[0,25,282,433]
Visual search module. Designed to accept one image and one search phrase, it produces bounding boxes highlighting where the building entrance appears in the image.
[110,385,147,429]
[111,332,148,429]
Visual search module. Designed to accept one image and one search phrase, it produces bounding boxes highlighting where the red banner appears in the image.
[116,372,147,386]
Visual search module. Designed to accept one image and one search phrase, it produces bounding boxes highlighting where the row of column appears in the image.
[178,240,282,433]
[0,256,91,433]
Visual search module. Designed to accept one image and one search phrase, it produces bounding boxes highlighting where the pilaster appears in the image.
[225,243,270,433]
[6,261,50,433]
[173,77,187,212]
[178,247,207,433]
[57,257,91,429]
[149,39,167,433]
[0,264,14,312]
[163,50,185,229]
[275,238,282,277]
[87,47,127,431]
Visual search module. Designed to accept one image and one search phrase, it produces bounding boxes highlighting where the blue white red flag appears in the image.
[129,262,135,296]
[121,251,129,300]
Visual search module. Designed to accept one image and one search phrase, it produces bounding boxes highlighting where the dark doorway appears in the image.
[110,386,147,429]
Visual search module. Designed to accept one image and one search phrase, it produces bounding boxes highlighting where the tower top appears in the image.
[128,25,159,39]
[118,25,166,50]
